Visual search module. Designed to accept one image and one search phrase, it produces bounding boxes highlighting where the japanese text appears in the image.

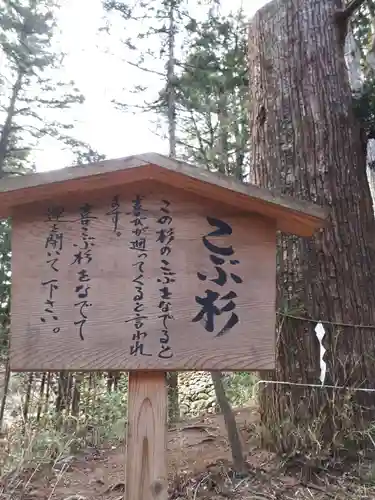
[106,194,121,236]
[72,203,97,340]
[126,195,152,357]
[192,216,242,336]
[40,206,65,333]
[156,199,175,359]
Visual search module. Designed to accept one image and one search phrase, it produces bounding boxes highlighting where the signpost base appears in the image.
[125,371,168,500]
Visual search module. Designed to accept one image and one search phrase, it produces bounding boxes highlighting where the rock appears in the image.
[177,372,217,417]
[197,392,210,400]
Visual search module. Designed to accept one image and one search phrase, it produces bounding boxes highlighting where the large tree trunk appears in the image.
[248,0,375,454]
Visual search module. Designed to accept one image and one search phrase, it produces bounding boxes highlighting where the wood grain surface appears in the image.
[125,371,167,500]
[10,182,277,371]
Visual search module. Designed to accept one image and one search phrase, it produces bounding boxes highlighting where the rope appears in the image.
[276,311,375,330]
[252,379,375,399]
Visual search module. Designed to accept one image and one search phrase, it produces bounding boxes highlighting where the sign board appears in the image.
[0,153,329,500]
[11,186,276,371]
[0,153,327,372]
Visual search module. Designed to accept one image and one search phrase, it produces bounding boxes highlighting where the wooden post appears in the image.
[125,371,168,500]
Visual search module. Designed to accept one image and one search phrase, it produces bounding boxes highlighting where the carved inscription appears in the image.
[156,199,175,359]
[72,204,96,340]
[11,188,276,372]
[40,206,65,334]
[127,195,151,357]
[193,217,243,336]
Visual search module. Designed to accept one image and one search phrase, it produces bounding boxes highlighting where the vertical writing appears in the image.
[40,206,65,333]
[156,199,175,359]
[127,195,151,356]
[72,203,97,340]
[106,194,121,236]
[193,217,243,336]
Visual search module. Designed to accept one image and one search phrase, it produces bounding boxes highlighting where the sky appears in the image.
[35,0,268,173]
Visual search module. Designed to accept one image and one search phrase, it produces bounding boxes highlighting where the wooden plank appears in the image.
[0,153,327,236]
[125,371,168,500]
[10,185,277,371]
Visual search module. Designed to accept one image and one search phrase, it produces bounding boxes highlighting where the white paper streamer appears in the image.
[315,322,327,385]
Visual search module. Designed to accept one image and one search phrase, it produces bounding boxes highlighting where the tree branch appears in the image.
[343,0,367,19]
[124,59,164,77]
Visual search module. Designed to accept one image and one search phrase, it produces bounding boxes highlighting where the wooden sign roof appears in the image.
[0,153,327,236]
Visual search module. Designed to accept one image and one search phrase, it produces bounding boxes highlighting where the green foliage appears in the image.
[351,0,375,167]
[1,370,256,472]
[351,0,375,52]
[155,9,249,178]
[0,0,100,175]
[74,148,106,165]
[223,372,257,408]
[0,0,104,367]
[1,421,75,475]
[352,79,375,148]
[103,0,133,19]
[78,375,128,438]
[102,0,189,89]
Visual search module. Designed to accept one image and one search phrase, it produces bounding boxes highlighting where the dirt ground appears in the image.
[2,406,375,499]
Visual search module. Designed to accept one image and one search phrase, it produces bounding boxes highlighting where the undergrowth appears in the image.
[3,371,375,499]
[0,371,256,478]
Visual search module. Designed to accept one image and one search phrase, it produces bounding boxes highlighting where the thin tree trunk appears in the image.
[91,373,98,410]
[248,0,375,454]
[66,373,73,413]
[0,358,10,432]
[165,0,179,423]
[0,71,24,172]
[56,372,68,415]
[167,0,177,157]
[36,372,46,422]
[211,372,246,473]
[217,88,229,174]
[107,371,114,393]
[167,372,179,423]
[71,373,82,418]
[44,372,52,416]
[113,372,120,391]
[206,42,246,470]
[23,373,34,425]
[0,15,29,172]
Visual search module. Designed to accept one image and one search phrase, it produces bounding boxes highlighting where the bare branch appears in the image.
[124,59,164,77]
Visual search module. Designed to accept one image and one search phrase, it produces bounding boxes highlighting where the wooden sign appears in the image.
[0,153,328,500]
[11,186,276,371]
[0,153,327,373]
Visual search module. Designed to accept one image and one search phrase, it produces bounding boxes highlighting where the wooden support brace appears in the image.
[125,371,168,500]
